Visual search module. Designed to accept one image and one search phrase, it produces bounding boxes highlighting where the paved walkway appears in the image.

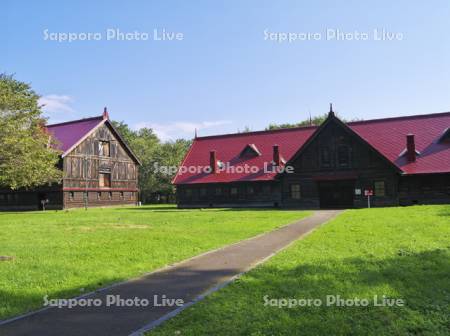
[1,210,341,336]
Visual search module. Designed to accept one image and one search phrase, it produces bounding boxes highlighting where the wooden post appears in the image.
[84,155,88,210]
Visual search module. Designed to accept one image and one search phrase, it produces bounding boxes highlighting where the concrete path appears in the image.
[0,210,341,336]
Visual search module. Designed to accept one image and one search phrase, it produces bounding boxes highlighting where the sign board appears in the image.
[364,189,373,196]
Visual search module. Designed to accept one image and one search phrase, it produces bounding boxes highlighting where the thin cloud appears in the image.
[39,95,75,115]
[134,120,232,141]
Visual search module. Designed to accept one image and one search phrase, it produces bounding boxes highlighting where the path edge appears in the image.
[0,211,315,327]
[129,210,342,335]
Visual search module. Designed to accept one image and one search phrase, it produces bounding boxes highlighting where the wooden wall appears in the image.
[399,174,450,205]
[177,181,280,208]
[63,123,139,208]
[0,186,63,210]
[281,120,399,208]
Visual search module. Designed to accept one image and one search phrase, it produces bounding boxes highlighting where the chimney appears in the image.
[273,145,280,166]
[103,107,109,120]
[209,150,217,173]
[406,134,416,162]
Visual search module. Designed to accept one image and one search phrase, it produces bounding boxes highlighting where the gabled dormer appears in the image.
[239,144,261,158]
[438,128,450,143]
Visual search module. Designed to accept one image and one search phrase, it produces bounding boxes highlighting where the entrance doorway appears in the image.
[318,180,355,209]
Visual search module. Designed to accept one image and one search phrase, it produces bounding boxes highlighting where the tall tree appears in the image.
[112,121,191,203]
[0,74,61,189]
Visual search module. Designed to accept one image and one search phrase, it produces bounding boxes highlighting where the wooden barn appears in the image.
[0,110,141,210]
[173,109,450,209]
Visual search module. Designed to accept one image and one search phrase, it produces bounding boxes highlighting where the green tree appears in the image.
[111,121,191,203]
[152,139,191,199]
[266,112,362,130]
[266,113,329,130]
[0,74,62,189]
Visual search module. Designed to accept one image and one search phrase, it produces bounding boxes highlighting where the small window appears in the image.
[69,191,75,201]
[108,192,113,200]
[200,188,207,197]
[230,187,238,195]
[215,187,222,196]
[290,184,301,199]
[337,145,350,167]
[99,141,110,157]
[374,181,386,197]
[97,192,101,200]
[99,173,111,188]
[320,147,331,167]
[247,186,254,195]
[120,191,124,199]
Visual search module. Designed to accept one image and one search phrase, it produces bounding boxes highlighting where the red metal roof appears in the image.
[46,116,104,154]
[173,112,450,184]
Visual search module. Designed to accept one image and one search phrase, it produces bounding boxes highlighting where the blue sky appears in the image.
[3,0,450,140]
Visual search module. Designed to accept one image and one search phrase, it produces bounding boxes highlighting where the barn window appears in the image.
[320,147,331,167]
[230,187,238,195]
[120,191,124,199]
[337,145,350,167]
[99,173,111,188]
[374,181,386,197]
[97,192,101,200]
[290,184,301,199]
[69,191,74,201]
[215,187,222,196]
[99,141,110,157]
[109,192,113,200]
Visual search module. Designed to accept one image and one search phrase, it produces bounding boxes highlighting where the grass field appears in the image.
[0,205,310,320]
[151,205,450,336]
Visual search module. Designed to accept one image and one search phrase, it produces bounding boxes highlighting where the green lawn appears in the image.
[0,205,310,320]
[151,205,450,336]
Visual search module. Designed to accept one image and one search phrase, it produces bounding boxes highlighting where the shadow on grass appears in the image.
[1,248,448,335]
[152,249,450,335]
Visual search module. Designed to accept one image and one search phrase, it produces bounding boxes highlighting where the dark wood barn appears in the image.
[0,110,141,210]
[173,109,450,209]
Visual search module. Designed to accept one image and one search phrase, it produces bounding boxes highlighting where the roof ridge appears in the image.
[46,115,103,127]
[196,111,450,140]
[196,124,318,140]
[347,111,450,125]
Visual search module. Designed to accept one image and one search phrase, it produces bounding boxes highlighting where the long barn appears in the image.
[0,109,140,210]
[173,109,450,208]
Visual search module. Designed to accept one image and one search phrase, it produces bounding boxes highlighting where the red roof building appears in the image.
[174,111,450,208]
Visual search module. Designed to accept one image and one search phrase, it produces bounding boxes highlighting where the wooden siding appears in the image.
[399,174,450,206]
[0,122,139,210]
[63,123,139,208]
[177,181,280,208]
[281,119,399,208]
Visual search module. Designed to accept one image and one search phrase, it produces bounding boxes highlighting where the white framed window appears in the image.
[290,184,301,199]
